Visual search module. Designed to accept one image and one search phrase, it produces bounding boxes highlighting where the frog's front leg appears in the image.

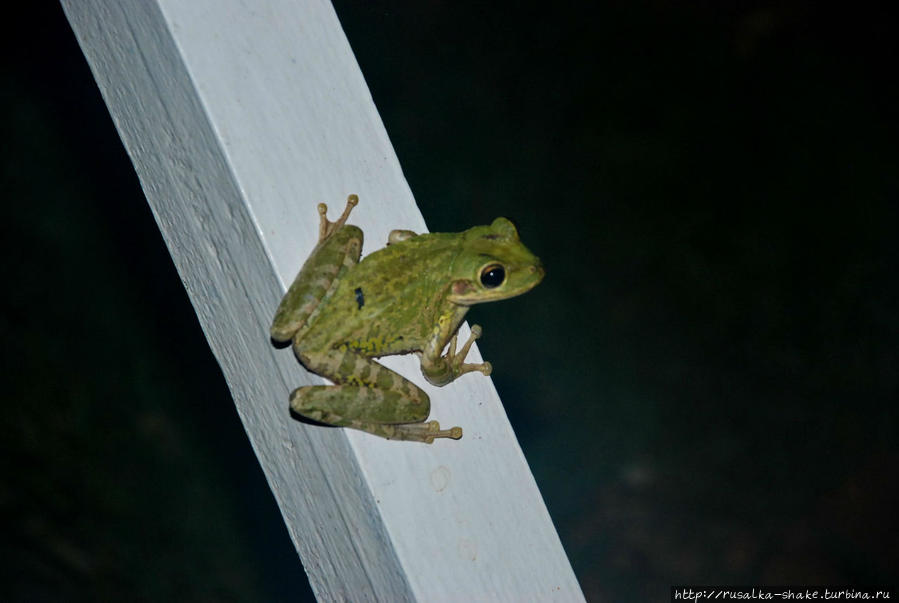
[291,349,462,443]
[420,319,492,387]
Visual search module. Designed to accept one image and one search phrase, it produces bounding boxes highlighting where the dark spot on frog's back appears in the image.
[354,287,364,309]
[481,234,502,240]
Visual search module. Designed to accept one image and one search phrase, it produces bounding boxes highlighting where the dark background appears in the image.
[2,2,896,601]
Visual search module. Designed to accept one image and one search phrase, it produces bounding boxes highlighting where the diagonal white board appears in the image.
[62,0,584,600]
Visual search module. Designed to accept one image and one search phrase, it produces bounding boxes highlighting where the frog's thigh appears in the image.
[290,381,430,425]
[291,354,430,424]
[270,226,363,343]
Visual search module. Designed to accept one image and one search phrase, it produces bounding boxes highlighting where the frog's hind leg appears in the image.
[270,198,363,343]
[290,354,462,443]
[291,385,463,443]
[293,389,462,443]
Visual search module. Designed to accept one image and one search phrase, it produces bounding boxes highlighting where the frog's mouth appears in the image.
[516,262,546,295]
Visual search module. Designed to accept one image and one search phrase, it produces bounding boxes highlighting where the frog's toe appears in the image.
[447,325,485,377]
[456,360,491,377]
[318,195,360,240]
[422,421,464,443]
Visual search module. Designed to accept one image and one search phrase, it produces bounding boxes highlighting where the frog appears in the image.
[271,194,544,443]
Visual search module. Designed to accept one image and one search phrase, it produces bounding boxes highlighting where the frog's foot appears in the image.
[343,420,461,444]
[402,420,463,444]
[446,324,492,378]
[350,420,462,444]
[317,194,359,242]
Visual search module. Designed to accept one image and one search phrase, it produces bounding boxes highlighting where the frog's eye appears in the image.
[479,264,505,288]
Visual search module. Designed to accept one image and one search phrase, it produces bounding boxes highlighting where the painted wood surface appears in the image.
[62,0,584,600]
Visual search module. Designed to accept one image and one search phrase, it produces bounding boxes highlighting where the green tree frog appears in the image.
[271,195,544,443]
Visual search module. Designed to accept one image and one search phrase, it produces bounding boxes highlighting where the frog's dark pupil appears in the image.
[480,266,505,288]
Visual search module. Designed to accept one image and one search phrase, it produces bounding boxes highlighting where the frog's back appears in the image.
[299,232,462,357]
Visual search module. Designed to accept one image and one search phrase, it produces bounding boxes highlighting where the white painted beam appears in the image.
[62,1,584,600]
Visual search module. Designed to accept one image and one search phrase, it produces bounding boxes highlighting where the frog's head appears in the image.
[448,217,545,305]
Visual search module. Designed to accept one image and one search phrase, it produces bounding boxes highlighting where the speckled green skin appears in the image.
[271,195,544,443]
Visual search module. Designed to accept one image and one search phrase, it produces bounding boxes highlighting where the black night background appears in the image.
[2,2,896,601]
